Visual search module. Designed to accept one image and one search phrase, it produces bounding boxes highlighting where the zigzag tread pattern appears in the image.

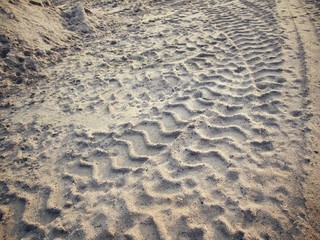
[0,0,313,239]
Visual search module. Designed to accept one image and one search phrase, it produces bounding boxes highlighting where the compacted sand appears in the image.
[0,0,320,239]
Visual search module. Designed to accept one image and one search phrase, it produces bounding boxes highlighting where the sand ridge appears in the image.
[0,0,319,239]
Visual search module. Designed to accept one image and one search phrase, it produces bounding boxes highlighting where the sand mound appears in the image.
[61,3,96,34]
[0,0,76,99]
[0,0,115,101]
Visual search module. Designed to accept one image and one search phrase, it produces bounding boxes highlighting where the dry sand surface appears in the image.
[0,0,320,239]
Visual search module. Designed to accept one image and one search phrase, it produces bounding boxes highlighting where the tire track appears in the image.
[0,0,315,239]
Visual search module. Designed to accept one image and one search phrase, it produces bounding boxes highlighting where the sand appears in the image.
[0,0,320,239]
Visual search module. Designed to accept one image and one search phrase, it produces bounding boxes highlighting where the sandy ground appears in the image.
[0,0,320,239]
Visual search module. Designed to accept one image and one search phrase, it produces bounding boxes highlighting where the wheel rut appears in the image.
[0,0,319,239]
